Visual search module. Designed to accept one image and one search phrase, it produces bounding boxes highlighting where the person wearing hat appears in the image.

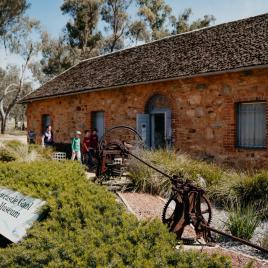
[71,130,82,162]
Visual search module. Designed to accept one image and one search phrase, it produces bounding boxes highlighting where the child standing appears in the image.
[71,130,82,162]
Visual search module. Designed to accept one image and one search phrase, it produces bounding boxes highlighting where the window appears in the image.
[42,114,51,133]
[237,102,266,148]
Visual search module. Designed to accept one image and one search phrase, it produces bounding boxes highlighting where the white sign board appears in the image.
[0,188,46,243]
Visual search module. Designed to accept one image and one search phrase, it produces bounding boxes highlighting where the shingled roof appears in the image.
[21,13,268,103]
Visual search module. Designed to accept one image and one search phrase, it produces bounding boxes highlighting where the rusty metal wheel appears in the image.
[188,193,212,226]
[162,195,184,231]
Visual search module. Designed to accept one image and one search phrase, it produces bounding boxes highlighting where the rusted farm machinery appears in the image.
[96,126,268,254]
[96,125,144,178]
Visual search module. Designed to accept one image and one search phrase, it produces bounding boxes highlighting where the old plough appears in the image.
[96,126,268,254]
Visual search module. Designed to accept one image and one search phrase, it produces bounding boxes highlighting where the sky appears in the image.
[1,0,268,86]
[25,0,268,38]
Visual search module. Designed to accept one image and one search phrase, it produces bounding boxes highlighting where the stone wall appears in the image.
[26,68,268,169]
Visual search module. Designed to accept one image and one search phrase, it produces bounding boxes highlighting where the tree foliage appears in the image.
[0,0,40,133]
[6,0,216,84]
[172,8,216,34]
[34,32,75,82]
[101,0,132,52]
[0,0,29,37]
[136,0,172,41]
[0,66,32,131]
[127,20,150,44]
[61,0,103,59]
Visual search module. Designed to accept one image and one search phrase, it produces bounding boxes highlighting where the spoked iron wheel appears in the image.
[188,192,212,226]
[96,126,144,178]
[98,125,144,152]
[162,195,184,233]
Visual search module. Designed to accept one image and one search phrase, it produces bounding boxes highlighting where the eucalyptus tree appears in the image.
[136,0,172,41]
[31,32,75,83]
[61,0,103,59]
[101,0,132,52]
[0,1,40,133]
[0,0,29,38]
[172,8,216,34]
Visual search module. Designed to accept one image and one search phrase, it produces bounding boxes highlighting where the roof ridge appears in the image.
[79,12,268,64]
[20,12,268,103]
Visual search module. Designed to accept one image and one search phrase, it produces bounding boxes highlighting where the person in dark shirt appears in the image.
[42,125,54,147]
[82,130,90,164]
[88,128,98,170]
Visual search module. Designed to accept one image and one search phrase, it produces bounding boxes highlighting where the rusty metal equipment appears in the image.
[96,126,144,178]
[96,126,268,254]
[162,175,213,242]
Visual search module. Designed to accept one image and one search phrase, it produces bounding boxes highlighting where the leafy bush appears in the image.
[0,161,231,267]
[0,148,16,162]
[226,202,261,240]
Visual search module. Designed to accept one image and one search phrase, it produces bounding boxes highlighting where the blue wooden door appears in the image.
[136,114,150,147]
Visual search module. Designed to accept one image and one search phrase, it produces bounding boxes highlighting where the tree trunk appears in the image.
[14,116,18,129]
[0,117,7,134]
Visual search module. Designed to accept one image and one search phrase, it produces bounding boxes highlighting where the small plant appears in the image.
[226,201,261,240]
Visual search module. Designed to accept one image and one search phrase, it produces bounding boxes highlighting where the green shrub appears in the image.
[226,202,261,240]
[232,171,268,206]
[0,148,16,162]
[0,161,231,267]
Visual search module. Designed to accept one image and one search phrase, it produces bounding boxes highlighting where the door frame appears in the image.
[150,108,171,149]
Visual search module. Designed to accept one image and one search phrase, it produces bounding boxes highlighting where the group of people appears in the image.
[41,125,99,169]
[71,128,98,169]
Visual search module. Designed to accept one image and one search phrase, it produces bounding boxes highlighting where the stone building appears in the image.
[21,14,268,169]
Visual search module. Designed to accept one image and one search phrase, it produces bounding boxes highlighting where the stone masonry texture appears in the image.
[26,68,268,169]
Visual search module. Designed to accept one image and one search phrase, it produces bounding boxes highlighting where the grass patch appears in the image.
[128,150,223,197]
[226,202,261,240]
[0,161,231,267]
[0,140,53,162]
[128,149,268,216]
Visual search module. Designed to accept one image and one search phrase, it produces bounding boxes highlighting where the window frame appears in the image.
[236,101,266,149]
